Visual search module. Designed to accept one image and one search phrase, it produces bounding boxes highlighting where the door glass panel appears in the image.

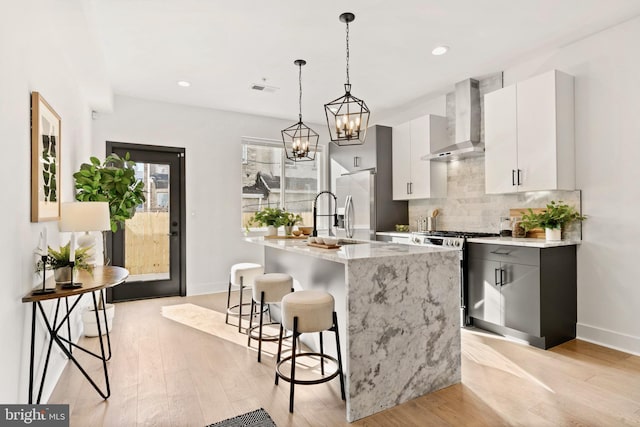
[125,162,170,281]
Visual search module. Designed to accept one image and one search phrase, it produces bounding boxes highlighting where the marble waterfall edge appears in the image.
[345,250,461,421]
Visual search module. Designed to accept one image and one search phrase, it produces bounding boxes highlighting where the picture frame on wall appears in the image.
[31,92,61,222]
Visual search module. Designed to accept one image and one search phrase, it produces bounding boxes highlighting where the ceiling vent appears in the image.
[251,83,279,93]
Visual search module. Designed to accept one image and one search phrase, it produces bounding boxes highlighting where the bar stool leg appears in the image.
[247,299,255,346]
[289,316,298,413]
[225,275,232,325]
[319,331,325,375]
[238,276,244,333]
[332,312,346,401]
[275,324,284,385]
[258,291,265,362]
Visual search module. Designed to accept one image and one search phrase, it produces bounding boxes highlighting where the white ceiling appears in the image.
[87,0,640,125]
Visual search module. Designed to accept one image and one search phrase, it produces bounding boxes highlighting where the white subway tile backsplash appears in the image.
[409,157,582,239]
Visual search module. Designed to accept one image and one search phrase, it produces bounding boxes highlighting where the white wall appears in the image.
[93,96,330,296]
[0,1,111,403]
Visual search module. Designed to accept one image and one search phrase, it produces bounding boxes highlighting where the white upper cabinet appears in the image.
[392,115,447,200]
[484,70,575,194]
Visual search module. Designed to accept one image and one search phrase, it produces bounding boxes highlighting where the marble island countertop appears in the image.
[245,236,455,264]
[467,236,581,248]
[246,234,461,421]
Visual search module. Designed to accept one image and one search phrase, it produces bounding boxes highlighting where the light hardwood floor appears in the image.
[49,292,640,426]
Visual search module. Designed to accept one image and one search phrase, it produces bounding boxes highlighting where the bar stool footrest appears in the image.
[226,303,267,317]
[276,352,340,385]
[247,322,292,341]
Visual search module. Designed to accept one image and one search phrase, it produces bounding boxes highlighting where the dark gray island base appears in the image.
[467,242,577,349]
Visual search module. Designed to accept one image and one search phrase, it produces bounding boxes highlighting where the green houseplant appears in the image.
[247,207,289,236]
[73,153,146,232]
[283,212,303,236]
[521,201,586,241]
[73,153,146,263]
[37,243,93,284]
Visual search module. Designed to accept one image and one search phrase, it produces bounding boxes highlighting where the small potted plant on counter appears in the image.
[521,201,586,241]
[283,212,303,236]
[247,207,287,236]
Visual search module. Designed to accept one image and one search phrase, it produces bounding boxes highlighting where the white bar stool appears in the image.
[247,273,293,362]
[275,290,346,413]
[226,263,264,333]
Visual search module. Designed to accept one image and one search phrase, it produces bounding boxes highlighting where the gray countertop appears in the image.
[467,236,581,248]
[245,236,455,264]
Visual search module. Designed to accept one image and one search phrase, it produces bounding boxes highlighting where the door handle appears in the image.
[500,268,506,286]
[517,169,522,186]
[345,195,354,239]
[494,268,501,286]
[168,231,178,237]
[512,170,516,186]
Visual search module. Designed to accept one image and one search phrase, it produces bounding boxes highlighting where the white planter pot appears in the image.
[82,304,115,337]
[545,228,562,241]
[266,225,278,236]
[54,267,78,284]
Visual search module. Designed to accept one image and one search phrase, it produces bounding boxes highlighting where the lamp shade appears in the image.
[59,202,111,232]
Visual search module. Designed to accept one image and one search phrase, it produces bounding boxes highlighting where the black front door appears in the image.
[107,142,186,301]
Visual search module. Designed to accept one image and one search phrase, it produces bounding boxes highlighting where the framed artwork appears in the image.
[31,92,61,222]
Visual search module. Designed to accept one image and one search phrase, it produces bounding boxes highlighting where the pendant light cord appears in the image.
[345,20,350,85]
[298,63,303,122]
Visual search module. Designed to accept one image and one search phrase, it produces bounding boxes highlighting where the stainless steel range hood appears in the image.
[423,78,485,161]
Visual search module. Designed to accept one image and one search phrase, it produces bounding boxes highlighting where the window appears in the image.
[241,138,325,229]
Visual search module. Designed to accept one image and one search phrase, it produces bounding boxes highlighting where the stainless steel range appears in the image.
[409,231,498,326]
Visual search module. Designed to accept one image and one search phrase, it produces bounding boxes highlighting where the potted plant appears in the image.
[36,242,93,284]
[283,212,303,236]
[73,153,146,264]
[521,201,586,241]
[248,207,287,236]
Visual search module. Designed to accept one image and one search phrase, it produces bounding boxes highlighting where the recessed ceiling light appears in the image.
[431,46,449,56]
[177,80,191,87]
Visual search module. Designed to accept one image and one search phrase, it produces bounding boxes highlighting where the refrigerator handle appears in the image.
[345,195,354,239]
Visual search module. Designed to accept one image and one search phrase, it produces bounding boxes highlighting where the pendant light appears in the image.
[282,59,319,162]
[324,12,370,146]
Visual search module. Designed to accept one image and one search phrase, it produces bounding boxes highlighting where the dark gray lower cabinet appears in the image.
[467,243,576,349]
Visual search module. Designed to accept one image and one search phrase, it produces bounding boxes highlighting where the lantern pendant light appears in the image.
[282,59,319,162]
[324,12,370,146]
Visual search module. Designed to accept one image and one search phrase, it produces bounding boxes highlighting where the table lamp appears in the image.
[59,202,111,288]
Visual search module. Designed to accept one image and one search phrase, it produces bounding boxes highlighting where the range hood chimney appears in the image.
[424,78,484,161]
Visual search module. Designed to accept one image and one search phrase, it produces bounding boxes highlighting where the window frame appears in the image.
[241,137,327,232]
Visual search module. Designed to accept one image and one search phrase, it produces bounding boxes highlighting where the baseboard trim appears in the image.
[576,323,640,356]
[187,281,228,296]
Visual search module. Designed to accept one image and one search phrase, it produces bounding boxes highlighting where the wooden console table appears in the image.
[22,266,129,404]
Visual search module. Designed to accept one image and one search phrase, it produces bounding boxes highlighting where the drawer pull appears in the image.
[490,249,512,255]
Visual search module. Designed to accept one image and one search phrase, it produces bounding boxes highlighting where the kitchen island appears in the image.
[245,237,460,422]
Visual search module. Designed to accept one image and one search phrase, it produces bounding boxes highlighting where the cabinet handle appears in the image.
[500,268,506,286]
[409,182,413,194]
[512,170,516,186]
[406,182,410,195]
[490,249,511,255]
[517,169,522,186]
[354,156,360,168]
[494,268,501,286]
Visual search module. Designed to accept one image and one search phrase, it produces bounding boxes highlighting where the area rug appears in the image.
[161,303,283,357]
[206,408,277,427]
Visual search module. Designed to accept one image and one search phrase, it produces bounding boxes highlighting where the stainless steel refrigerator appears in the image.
[331,125,408,240]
